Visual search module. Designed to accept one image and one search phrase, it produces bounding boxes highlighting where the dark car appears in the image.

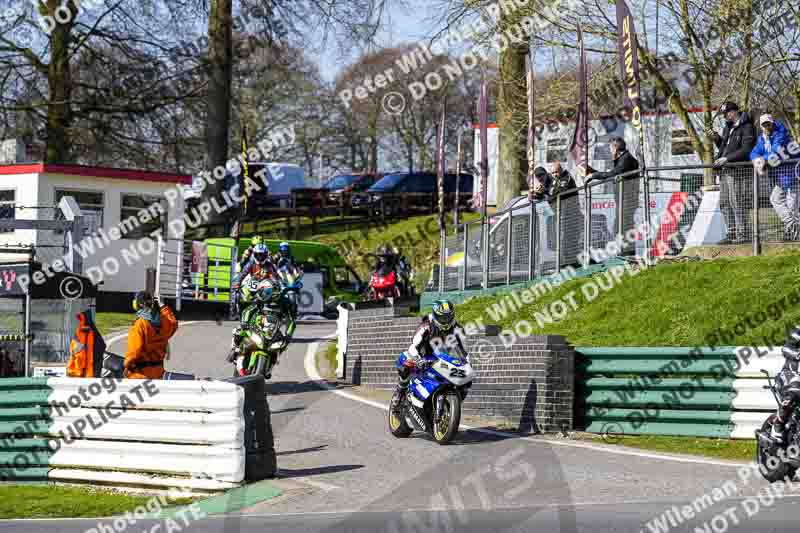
[366,171,474,216]
[323,172,382,211]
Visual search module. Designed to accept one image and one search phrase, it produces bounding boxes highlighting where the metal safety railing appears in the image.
[436,158,800,291]
[155,238,238,311]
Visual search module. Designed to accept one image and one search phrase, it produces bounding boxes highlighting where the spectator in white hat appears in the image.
[750,113,798,241]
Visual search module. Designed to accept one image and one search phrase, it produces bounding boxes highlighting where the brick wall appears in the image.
[343,305,575,433]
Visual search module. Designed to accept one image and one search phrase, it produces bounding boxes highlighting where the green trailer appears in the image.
[194,238,364,313]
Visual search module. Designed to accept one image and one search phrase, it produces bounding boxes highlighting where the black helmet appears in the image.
[431,300,455,332]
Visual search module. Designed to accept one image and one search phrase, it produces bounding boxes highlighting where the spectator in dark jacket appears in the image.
[548,161,577,197]
[712,101,757,243]
[585,137,640,254]
[531,166,551,201]
[549,161,583,264]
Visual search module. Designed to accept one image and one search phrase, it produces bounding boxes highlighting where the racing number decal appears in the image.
[450,367,466,378]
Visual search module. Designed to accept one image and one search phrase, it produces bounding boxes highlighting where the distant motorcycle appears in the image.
[364,265,400,301]
[395,255,415,297]
[388,346,475,444]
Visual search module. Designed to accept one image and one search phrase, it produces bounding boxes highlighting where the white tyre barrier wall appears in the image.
[730,348,783,438]
[43,378,245,485]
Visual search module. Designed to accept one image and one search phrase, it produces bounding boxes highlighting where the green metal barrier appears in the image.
[575,346,775,439]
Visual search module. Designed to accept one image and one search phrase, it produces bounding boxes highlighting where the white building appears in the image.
[0,163,189,298]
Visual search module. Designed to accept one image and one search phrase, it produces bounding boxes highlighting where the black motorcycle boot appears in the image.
[772,417,786,443]
[393,380,408,412]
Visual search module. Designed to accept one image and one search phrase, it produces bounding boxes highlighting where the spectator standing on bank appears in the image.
[751,114,798,241]
[711,101,757,244]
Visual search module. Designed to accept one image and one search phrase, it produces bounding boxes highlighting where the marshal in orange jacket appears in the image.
[124,304,178,379]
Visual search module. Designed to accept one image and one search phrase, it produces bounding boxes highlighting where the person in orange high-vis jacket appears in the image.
[124,291,178,379]
[67,311,106,378]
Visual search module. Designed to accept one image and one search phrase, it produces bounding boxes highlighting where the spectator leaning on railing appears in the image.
[531,166,551,202]
[548,161,577,197]
[711,101,757,244]
[750,114,798,241]
[549,161,584,264]
[584,137,640,255]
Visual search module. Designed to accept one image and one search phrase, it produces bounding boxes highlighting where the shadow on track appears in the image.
[276,464,364,478]
[276,445,328,457]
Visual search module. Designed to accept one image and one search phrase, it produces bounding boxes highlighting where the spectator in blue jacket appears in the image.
[750,114,798,241]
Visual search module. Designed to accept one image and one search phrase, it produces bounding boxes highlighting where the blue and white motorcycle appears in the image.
[388,347,476,444]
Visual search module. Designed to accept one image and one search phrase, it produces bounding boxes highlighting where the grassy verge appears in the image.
[315,340,338,380]
[456,252,800,346]
[311,212,481,292]
[0,485,192,519]
[576,434,756,462]
[94,312,134,335]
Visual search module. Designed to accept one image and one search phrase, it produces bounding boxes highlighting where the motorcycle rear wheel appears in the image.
[433,391,461,445]
[757,417,798,483]
[388,391,413,438]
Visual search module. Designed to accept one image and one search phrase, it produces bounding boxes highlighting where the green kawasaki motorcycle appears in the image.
[229,266,303,379]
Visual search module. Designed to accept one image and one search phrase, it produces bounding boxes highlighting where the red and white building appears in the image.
[0,162,190,297]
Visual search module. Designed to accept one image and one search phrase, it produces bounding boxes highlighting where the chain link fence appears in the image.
[435,159,800,291]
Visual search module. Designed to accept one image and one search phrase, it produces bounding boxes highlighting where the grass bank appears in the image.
[455,252,800,347]
[311,213,480,291]
[577,434,756,462]
[0,485,192,519]
[94,312,134,335]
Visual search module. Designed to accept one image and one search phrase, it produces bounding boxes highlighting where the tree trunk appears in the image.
[496,42,527,208]
[793,82,800,140]
[44,1,75,163]
[204,0,233,225]
[740,2,753,110]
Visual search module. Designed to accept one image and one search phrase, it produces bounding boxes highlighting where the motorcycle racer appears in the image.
[238,235,264,269]
[771,325,800,442]
[394,300,467,403]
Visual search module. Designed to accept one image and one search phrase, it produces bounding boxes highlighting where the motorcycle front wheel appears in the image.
[757,417,798,483]
[433,390,461,445]
[388,391,413,438]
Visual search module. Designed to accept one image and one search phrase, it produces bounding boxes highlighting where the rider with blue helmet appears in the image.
[274,241,296,270]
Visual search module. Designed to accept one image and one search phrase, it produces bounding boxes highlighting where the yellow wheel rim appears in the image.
[389,410,401,430]
[434,404,450,440]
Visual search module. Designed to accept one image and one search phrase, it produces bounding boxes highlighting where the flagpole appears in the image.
[454,131,462,232]
[478,79,489,290]
[437,102,447,293]
[526,54,535,204]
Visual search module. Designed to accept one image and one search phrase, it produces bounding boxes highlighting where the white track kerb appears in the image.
[303,334,755,468]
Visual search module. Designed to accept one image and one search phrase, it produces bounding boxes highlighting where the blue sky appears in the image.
[315,0,443,82]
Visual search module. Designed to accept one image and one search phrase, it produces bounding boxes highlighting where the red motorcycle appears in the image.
[364,267,401,301]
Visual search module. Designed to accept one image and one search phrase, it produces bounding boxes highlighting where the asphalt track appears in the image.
[2,321,798,532]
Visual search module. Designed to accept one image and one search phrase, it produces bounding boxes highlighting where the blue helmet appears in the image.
[279,241,290,256]
[253,243,270,264]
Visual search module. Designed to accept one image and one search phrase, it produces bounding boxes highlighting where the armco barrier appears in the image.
[576,346,781,439]
[0,377,254,492]
[342,305,575,433]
